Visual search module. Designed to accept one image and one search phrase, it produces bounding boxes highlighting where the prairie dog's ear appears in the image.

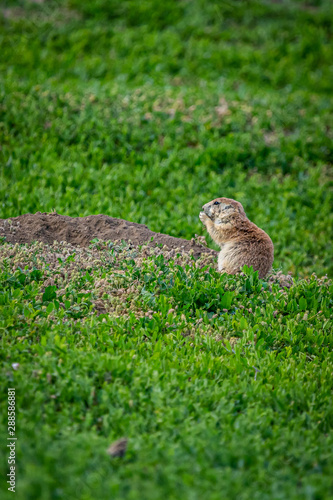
[220,203,233,210]
[235,201,246,215]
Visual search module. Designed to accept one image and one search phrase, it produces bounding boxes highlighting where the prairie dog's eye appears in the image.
[213,201,220,205]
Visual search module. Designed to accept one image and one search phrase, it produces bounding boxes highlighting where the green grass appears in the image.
[1,1,333,499]
[0,0,332,277]
[0,240,333,500]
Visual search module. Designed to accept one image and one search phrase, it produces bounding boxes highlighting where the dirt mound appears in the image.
[0,212,217,259]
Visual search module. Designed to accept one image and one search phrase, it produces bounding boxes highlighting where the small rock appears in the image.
[107,438,128,458]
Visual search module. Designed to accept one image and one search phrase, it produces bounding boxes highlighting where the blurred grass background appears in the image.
[0,0,332,277]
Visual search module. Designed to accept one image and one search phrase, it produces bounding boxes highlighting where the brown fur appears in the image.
[199,197,274,279]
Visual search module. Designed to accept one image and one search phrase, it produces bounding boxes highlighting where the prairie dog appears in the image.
[199,197,274,279]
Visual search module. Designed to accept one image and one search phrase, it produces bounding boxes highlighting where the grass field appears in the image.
[0,1,333,499]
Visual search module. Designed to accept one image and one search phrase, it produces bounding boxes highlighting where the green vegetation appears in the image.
[0,0,332,276]
[1,1,333,499]
[0,240,333,499]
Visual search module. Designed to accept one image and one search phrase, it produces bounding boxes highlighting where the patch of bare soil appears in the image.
[0,212,217,259]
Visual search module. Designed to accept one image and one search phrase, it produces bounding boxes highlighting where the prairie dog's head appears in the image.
[202,197,246,223]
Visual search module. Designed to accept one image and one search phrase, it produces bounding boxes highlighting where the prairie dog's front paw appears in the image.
[199,211,209,225]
